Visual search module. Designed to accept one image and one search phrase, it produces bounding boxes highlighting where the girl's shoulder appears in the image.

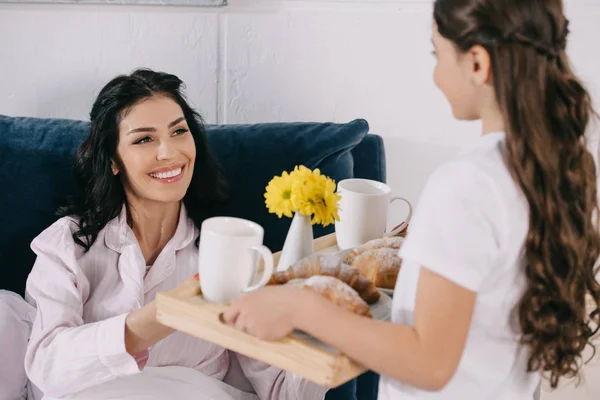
[428,134,515,202]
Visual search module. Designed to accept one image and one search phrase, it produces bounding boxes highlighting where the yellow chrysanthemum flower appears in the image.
[317,178,341,227]
[264,171,296,218]
[265,165,341,227]
[290,165,315,182]
[290,167,319,214]
[305,177,339,227]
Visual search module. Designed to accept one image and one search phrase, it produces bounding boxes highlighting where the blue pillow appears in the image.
[206,120,370,250]
[0,116,369,295]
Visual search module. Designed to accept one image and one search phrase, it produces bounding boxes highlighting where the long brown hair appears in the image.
[434,0,600,388]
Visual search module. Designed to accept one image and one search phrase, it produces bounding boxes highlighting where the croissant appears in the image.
[350,248,402,290]
[289,276,372,318]
[268,254,380,304]
[345,236,405,264]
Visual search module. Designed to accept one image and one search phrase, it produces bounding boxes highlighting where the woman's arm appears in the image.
[26,257,144,397]
[125,274,200,355]
[224,267,476,391]
[125,301,171,356]
[25,221,200,398]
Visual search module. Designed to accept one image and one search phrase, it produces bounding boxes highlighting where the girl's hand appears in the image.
[222,286,313,341]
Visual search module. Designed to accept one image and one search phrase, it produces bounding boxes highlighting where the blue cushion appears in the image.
[0,116,370,295]
[206,120,370,250]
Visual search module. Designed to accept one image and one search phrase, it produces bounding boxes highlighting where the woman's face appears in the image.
[113,95,196,206]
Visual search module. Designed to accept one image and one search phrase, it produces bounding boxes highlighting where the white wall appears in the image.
[1,0,599,222]
[2,1,600,398]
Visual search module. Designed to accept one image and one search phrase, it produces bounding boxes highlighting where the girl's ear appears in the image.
[468,45,492,86]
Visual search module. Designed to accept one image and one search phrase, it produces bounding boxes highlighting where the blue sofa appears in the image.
[0,115,386,399]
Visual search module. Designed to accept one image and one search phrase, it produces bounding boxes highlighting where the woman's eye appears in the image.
[133,136,151,145]
[174,128,189,136]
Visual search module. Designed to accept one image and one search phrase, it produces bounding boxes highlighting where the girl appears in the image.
[223,0,600,398]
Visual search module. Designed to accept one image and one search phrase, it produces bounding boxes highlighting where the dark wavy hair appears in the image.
[434,0,600,388]
[59,69,229,250]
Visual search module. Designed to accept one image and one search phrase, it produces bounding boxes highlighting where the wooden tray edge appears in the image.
[156,290,364,387]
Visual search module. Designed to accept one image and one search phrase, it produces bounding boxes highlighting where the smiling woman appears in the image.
[9,69,331,400]
[59,69,229,254]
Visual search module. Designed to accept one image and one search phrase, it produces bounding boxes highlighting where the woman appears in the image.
[22,69,329,400]
[223,1,600,399]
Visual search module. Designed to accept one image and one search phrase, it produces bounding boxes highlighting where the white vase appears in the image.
[277,212,314,271]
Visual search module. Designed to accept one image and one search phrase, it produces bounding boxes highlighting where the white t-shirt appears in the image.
[379,132,540,399]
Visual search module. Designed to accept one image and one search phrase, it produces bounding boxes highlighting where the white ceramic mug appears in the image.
[198,217,274,303]
[335,179,413,250]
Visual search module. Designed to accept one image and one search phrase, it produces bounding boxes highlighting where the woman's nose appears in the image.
[156,140,176,160]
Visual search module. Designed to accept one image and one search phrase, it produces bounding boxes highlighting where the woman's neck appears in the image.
[127,199,181,266]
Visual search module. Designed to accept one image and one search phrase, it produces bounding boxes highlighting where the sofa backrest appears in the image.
[0,116,385,295]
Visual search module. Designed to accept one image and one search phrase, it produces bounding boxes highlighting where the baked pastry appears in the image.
[345,236,405,264]
[290,276,372,318]
[268,254,380,304]
[349,248,401,290]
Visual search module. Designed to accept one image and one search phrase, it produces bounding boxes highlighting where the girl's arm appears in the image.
[299,267,475,390]
[225,160,499,391]
[225,267,476,391]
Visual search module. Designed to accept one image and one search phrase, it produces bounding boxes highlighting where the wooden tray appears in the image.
[156,233,390,388]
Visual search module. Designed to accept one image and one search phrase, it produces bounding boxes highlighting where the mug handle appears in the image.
[243,245,274,292]
[384,196,413,237]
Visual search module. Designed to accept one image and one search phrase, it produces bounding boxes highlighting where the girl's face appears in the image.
[432,22,489,121]
[112,95,196,206]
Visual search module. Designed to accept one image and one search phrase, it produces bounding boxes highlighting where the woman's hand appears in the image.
[222,286,317,341]
[125,273,200,356]
[168,273,201,298]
